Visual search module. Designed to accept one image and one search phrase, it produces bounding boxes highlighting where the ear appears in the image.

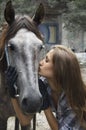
[4,0,15,25]
[33,3,45,25]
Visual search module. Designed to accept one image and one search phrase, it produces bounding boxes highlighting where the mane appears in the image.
[5,15,43,42]
[0,14,43,72]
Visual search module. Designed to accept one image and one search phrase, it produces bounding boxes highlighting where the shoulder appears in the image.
[38,76,51,95]
[57,91,73,115]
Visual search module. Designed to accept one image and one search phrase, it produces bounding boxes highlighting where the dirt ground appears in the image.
[7,112,50,130]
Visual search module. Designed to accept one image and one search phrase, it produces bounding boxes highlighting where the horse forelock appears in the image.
[5,15,43,42]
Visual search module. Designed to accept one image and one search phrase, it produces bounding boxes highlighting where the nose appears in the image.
[39,59,44,66]
[21,92,42,113]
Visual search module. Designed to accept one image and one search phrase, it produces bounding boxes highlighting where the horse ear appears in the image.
[4,0,15,25]
[33,3,45,25]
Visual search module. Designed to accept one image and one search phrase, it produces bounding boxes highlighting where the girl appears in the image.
[6,45,86,130]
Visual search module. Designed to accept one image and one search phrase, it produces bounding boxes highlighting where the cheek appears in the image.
[46,69,54,78]
[39,66,54,78]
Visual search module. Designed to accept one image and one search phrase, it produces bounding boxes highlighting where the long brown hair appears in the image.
[52,45,86,127]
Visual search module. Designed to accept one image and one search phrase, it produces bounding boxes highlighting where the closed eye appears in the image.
[45,56,49,62]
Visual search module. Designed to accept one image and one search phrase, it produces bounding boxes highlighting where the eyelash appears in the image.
[45,57,48,62]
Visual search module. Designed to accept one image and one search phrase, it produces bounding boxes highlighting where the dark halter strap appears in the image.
[5,45,10,66]
[15,115,36,130]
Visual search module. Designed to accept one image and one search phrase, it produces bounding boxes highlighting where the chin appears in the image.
[39,73,42,76]
[39,72,43,76]
[38,70,41,75]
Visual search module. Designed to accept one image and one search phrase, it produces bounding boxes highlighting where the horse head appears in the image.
[0,0,45,114]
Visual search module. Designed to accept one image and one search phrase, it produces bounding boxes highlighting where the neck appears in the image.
[47,78,61,93]
[47,79,62,109]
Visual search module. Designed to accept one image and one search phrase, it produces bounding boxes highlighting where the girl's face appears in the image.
[39,49,54,79]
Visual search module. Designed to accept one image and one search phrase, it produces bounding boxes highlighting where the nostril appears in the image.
[21,96,43,113]
[22,98,27,107]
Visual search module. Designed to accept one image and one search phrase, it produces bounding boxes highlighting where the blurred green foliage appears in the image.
[0,0,37,27]
[48,0,86,31]
[0,0,86,31]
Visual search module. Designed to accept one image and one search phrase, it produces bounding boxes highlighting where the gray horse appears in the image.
[0,1,44,130]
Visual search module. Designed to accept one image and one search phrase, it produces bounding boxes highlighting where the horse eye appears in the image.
[39,45,45,51]
[8,43,15,51]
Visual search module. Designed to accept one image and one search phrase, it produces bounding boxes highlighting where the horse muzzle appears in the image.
[20,92,43,114]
